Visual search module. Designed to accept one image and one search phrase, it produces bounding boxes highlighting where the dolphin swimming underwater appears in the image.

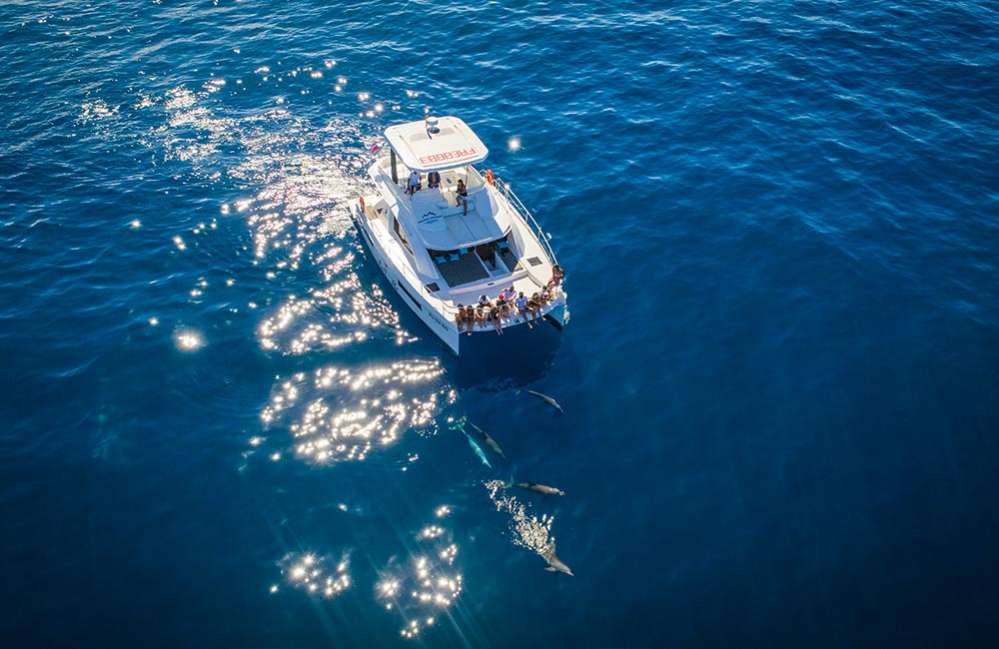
[526,390,564,414]
[461,428,492,469]
[470,423,506,459]
[516,481,565,496]
[542,542,574,576]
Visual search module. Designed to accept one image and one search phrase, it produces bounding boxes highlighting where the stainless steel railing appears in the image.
[494,177,559,266]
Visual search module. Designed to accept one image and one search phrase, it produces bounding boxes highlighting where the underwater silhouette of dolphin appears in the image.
[542,542,574,576]
[517,482,565,496]
[470,423,506,459]
[461,428,492,468]
[526,390,563,413]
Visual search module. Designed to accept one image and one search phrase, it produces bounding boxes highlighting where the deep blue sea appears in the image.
[2,1,999,646]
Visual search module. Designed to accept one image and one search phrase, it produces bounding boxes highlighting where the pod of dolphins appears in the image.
[457,389,573,576]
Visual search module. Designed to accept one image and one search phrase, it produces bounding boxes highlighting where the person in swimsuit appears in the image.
[456,179,469,215]
[487,306,503,335]
[474,305,487,333]
[455,304,467,334]
[547,264,564,289]
[515,292,533,328]
[527,293,542,321]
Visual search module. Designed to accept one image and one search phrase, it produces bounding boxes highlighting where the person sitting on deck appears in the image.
[455,304,467,334]
[406,169,421,195]
[427,170,441,189]
[499,285,516,303]
[499,296,513,320]
[527,292,542,321]
[456,179,469,215]
[478,294,491,308]
[515,292,534,328]
[546,264,564,289]
[473,305,487,334]
[496,292,511,320]
[487,305,503,335]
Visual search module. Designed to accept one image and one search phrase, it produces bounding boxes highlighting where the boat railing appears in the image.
[424,176,562,318]
[494,177,559,266]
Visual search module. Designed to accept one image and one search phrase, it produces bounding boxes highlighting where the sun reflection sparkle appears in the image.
[279,551,352,600]
[174,329,204,351]
[376,508,464,639]
[261,361,452,465]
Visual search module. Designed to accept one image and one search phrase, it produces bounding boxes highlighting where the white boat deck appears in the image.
[407,187,509,250]
[355,115,568,353]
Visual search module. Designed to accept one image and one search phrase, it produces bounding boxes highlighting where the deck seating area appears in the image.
[430,248,490,286]
[429,235,520,288]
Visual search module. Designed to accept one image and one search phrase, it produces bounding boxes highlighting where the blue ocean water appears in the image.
[2,0,999,646]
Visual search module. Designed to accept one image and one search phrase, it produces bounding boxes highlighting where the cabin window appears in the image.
[393,217,413,254]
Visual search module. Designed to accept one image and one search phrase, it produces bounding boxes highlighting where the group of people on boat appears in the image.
[453,265,564,336]
[406,170,470,214]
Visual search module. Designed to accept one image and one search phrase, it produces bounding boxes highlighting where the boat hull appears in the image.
[351,202,565,355]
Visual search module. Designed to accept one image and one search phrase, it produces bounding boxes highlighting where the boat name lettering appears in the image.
[418,148,477,165]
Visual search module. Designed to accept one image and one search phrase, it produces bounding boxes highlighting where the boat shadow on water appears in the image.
[372,282,563,390]
[347,236,565,391]
[441,317,563,391]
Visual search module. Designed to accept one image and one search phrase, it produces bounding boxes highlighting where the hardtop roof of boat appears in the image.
[384,116,489,172]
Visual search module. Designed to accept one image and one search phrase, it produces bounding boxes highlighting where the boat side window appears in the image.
[393,217,413,254]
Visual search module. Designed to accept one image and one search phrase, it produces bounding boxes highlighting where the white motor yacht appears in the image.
[353,115,568,354]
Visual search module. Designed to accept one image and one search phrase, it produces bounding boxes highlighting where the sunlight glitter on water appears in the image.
[279,551,352,599]
[376,509,464,639]
[260,361,453,465]
[142,58,471,634]
[174,329,204,351]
